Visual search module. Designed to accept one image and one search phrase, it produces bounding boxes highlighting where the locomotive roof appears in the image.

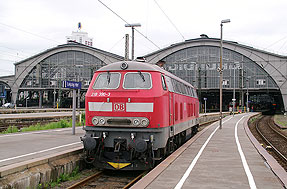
[97,61,195,88]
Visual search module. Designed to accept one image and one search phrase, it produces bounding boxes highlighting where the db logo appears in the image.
[114,103,125,112]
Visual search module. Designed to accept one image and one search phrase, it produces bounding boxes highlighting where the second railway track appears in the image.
[255,115,287,170]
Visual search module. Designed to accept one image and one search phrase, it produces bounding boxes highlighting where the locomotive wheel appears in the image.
[84,150,96,164]
[153,149,162,165]
[192,125,198,135]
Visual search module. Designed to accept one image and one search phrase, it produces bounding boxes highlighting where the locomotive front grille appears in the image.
[107,119,131,126]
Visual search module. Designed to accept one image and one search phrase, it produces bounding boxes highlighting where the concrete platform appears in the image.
[0,127,84,168]
[274,114,287,129]
[132,113,286,188]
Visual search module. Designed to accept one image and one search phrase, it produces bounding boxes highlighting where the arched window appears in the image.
[20,51,104,89]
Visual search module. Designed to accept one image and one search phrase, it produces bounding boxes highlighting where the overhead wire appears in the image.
[278,40,287,52]
[0,51,26,59]
[153,0,185,41]
[127,34,155,52]
[0,22,60,44]
[98,0,160,49]
[0,45,31,57]
[0,58,17,62]
[109,36,125,51]
[264,35,287,50]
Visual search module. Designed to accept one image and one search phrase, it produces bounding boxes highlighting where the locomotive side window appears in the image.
[93,72,121,89]
[165,76,174,92]
[161,75,167,91]
[193,89,198,98]
[189,87,194,97]
[179,83,185,94]
[167,77,198,98]
[123,72,152,89]
[172,79,180,93]
[183,85,188,95]
[186,86,191,96]
[176,81,181,94]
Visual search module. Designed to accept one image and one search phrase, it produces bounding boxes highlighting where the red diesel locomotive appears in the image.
[82,61,199,170]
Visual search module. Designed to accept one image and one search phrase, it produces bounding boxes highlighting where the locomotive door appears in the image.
[169,93,174,126]
[164,76,175,136]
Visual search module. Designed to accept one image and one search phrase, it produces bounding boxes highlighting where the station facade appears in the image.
[0,36,287,112]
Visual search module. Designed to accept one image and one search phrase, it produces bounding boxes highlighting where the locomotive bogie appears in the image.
[84,126,169,150]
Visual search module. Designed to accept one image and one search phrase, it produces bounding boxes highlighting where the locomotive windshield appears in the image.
[93,72,121,89]
[123,72,152,89]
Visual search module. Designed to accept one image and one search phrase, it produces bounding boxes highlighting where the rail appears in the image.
[66,171,103,189]
[255,116,287,163]
[66,170,146,189]
[123,171,147,189]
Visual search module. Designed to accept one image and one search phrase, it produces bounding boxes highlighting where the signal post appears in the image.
[62,80,82,135]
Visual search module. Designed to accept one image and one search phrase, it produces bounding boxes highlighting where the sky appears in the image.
[0,0,287,76]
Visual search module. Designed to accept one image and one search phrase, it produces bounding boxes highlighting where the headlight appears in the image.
[133,119,140,126]
[92,117,98,125]
[141,118,149,126]
[99,118,106,125]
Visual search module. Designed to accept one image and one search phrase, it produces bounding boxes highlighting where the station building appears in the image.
[0,36,287,112]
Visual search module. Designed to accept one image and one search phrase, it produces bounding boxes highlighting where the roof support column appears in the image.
[281,92,287,112]
[39,90,42,108]
[11,86,18,105]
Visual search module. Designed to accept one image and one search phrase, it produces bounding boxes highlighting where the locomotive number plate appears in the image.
[113,103,125,112]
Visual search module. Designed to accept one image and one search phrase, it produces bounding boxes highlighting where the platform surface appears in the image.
[0,127,84,168]
[134,113,284,189]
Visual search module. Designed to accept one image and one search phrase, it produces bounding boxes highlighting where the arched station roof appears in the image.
[1,42,124,103]
[143,37,287,111]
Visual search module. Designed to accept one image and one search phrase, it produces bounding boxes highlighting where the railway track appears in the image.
[67,170,146,189]
[255,115,287,168]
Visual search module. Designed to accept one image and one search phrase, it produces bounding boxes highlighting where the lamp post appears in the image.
[75,65,83,109]
[198,64,202,112]
[125,23,141,60]
[246,77,250,112]
[232,62,238,116]
[219,19,230,129]
[204,98,207,115]
[53,89,56,108]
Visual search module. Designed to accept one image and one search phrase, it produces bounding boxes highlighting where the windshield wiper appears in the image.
[107,71,111,84]
[138,71,145,82]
